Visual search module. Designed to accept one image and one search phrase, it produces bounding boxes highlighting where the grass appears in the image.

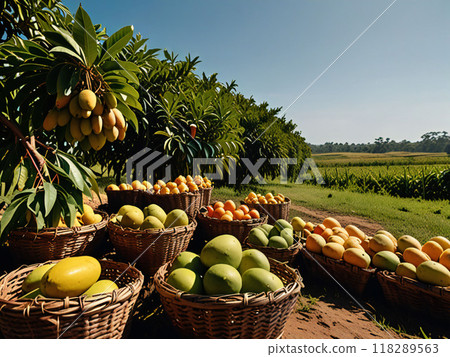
[212,183,450,242]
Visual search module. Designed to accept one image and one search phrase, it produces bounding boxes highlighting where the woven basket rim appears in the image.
[301,245,377,273]
[0,259,144,313]
[154,258,302,308]
[242,197,291,206]
[9,209,109,237]
[378,270,450,293]
[196,210,268,226]
[108,213,197,235]
[143,190,201,198]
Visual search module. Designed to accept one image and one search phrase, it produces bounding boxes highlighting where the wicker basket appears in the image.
[300,246,375,295]
[8,210,109,264]
[245,198,291,224]
[142,191,201,217]
[0,259,144,339]
[154,258,302,338]
[377,270,450,320]
[106,190,145,212]
[196,210,268,243]
[199,187,213,207]
[245,239,301,265]
[108,216,197,276]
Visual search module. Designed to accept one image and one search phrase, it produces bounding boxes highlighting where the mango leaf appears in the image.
[57,64,75,96]
[73,6,98,67]
[57,154,85,191]
[45,63,64,94]
[43,182,57,217]
[17,163,28,191]
[101,60,140,73]
[0,195,28,242]
[98,25,133,64]
[50,46,85,63]
[116,99,138,132]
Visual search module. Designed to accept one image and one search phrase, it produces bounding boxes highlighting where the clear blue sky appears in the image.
[65,0,449,145]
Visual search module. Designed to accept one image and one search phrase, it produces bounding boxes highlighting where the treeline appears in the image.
[310,131,450,154]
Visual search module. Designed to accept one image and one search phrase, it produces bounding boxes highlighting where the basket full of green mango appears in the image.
[107,204,197,276]
[154,234,303,339]
[0,256,144,339]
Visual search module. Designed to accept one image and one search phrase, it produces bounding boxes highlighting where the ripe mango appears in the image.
[439,249,450,270]
[322,242,345,260]
[343,248,371,269]
[121,208,144,229]
[57,108,71,126]
[55,93,71,109]
[69,117,83,141]
[323,217,341,229]
[118,126,126,141]
[113,108,125,129]
[22,264,56,293]
[81,109,91,119]
[376,230,397,248]
[305,234,326,253]
[43,110,58,131]
[416,261,450,287]
[69,95,83,118]
[78,89,96,111]
[430,236,450,251]
[88,132,106,151]
[40,256,101,298]
[140,216,164,230]
[91,115,103,134]
[369,233,395,253]
[395,262,417,279]
[81,204,96,225]
[343,237,363,250]
[92,96,104,116]
[102,109,116,129]
[104,127,119,142]
[422,241,443,262]
[83,279,118,297]
[291,217,306,232]
[403,247,431,267]
[397,235,422,253]
[80,118,93,136]
[104,92,117,109]
[345,225,366,241]
[143,204,167,223]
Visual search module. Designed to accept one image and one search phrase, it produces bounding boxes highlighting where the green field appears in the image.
[312,151,449,167]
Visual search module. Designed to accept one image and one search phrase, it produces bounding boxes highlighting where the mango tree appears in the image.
[0,5,141,242]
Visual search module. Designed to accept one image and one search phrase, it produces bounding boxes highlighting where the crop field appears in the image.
[306,152,450,201]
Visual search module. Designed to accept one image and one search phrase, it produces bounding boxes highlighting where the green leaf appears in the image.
[0,195,28,242]
[57,64,75,96]
[57,154,85,191]
[99,25,133,64]
[46,63,64,95]
[73,6,98,67]
[50,46,85,63]
[43,182,57,217]
[18,163,28,191]
[116,100,138,132]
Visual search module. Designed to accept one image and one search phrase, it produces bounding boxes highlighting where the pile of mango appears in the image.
[248,219,296,249]
[26,204,102,229]
[243,192,286,205]
[43,89,127,151]
[166,234,284,295]
[111,204,189,230]
[106,180,152,191]
[295,216,450,287]
[153,175,212,195]
[205,200,260,221]
[19,256,117,299]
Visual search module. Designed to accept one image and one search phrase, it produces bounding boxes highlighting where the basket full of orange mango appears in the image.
[196,200,268,243]
[242,192,291,225]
